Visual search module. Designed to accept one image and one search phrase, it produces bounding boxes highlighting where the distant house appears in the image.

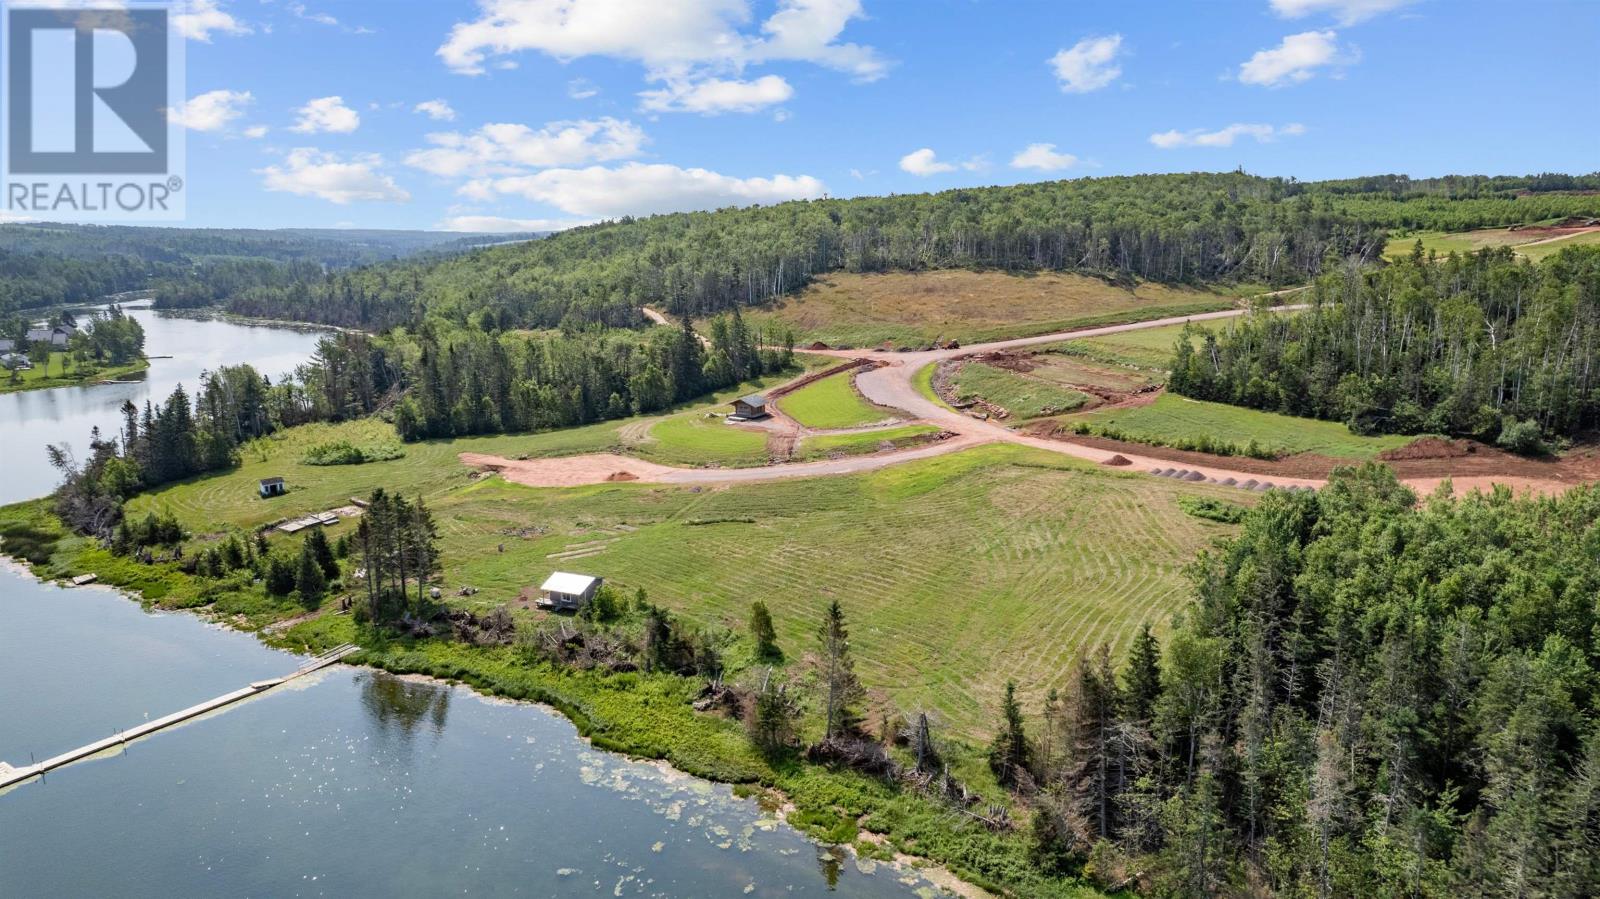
[1,352,30,370]
[259,476,287,498]
[730,394,769,420]
[24,325,73,348]
[537,571,602,612]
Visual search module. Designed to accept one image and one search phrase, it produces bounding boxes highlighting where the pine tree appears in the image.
[989,680,1032,788]
[749,600,779,660]
[296,540,327,604]
[817,600,863,741]
[304,526,338,580]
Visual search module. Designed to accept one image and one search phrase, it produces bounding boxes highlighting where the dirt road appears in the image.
[466,304,1337,492]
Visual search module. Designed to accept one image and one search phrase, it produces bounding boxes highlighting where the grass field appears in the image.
[775,369,891,429]
[736,270,1247,348]
[1,352,148,394]
[123,435,1244,737]
[952,361,1091,419]
[1063,321,1211,369]
[796,424,942,459]
[1384,227,1600,261]
[639,412,772,467]
[1065,393,1414,459]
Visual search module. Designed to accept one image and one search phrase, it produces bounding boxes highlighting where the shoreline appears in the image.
[0,551,998,899]
[0,356,151,396]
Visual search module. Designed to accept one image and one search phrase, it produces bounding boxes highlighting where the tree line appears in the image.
[1170,245,1600,449]
[168,173,1599,333]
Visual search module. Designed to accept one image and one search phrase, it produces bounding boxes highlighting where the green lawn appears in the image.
[1518,229,1600,260]
[1,352,148,394]
[952,361,1090,419]
[775,369,891,429]
[1064,321,1210,369]
[1384,227,1600,261]
[796,424,942,459]
[638,412,771,467]
[1066,393,1415,459]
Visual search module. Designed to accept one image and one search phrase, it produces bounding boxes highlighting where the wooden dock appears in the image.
[0,643,358,791]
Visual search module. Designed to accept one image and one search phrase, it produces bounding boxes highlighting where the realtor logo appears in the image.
[2,3,185,219]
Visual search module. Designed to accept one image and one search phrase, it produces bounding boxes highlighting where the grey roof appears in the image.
[737,393,768,406]
[259,476,285,486]
[0,339,13,352]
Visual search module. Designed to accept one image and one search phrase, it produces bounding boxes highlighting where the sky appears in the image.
[153,0,1600,230]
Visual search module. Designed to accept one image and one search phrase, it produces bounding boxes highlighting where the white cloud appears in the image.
[1010,143,1078,172]
[463,162,826,218]
[437,0,887,81]
[414,99,457,121]
[567,78,600,99]
[1049,34,1123,94]
[1269,0,1416,25]
[899,148,953,176]
[174,0,250,42]
[291,96,361,134]
[288,2,338,26]
[244,125,269,139]
[639,75,794,114]
[1149,122,1307,148]
[405,118,646,178]
[437,215,591,232]
[170,89,253,132]
[259,149,410,204]
[1238,30,1352,87]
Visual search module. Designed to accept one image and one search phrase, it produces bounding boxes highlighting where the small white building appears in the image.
[538,571,602,611]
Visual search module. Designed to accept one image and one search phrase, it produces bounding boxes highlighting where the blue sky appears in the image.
[166,0,1599,231]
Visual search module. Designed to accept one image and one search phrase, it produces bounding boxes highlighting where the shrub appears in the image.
[302,439,405,465]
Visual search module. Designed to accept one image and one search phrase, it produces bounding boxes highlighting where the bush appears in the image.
[1178,496,1248,524]
[1496,417,1547,456]
[302,439,405,465]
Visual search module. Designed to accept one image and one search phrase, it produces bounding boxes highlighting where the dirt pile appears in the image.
[1379,437,1476,462]
[1101,454,1131,466]
[605,471,640,481]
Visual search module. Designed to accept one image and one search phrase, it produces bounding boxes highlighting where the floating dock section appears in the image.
[0,643,359,790]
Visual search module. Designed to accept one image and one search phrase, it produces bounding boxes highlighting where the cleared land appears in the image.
[1063,393,1414,459]
[1384,224,1600,261]
[130,438,1243,737]
[1,353,148,394]
[737,270,1248,348]
[796,424,943,460]
[639,412,771,467]
[775,369,894,429]
[952,361,1092,419]
[1064,321,1210,369]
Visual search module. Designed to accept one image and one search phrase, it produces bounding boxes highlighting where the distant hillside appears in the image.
[0,223,538,315]
[212,170,1600,332]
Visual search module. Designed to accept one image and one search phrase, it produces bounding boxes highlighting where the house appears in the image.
[24,325,74,349]
[259,476,287,498]
[1,353,29,370]
[537,571,602,611]
[730,394,769,420]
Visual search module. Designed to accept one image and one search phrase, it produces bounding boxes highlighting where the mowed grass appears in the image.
[639,412,771,467]
[797,424,942,459]
[413,444,1248,737]
[1066,393,1414,459]
[1,352,148,394]
[1518,229,1600,260]
[775,370,890,429]
[953,362,1090,419]
[738,270,1245,348]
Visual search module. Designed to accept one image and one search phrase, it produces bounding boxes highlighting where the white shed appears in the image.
[538,572,602,611]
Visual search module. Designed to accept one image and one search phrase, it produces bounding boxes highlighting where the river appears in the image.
[0,310,945,897]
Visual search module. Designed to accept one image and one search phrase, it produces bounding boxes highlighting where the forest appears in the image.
[0,223,531,315]
[108,172,1600,332]
[1169,245,1600,447]
[1006,463,1600,897]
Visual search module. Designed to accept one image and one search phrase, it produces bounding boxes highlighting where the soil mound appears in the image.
[1380,437,1475,462]
[807,341,831,350]
[1101,454,1131,466]
[605,471,640,482]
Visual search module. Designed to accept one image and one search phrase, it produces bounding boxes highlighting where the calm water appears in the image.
[0,306,325,506]
[0,312,942,897]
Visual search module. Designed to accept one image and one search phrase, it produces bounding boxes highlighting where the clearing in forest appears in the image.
[1384,222,1600,261]
[738,270,1246,349]
[1063,393,1415,460]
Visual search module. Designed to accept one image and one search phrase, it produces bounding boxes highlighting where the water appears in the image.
[0,576,938,897]
[0,311,942,896]
[0,306,325,506]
